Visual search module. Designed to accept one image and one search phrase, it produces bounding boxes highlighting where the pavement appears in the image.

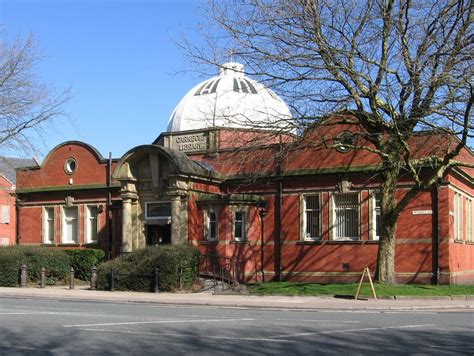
[0,285,473,311]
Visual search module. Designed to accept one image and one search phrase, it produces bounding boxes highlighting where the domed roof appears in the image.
[166,62,292,132]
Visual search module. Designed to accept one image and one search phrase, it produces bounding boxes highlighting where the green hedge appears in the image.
[97,245,200,292]
[0,246,70,287]
[65,249,105,281]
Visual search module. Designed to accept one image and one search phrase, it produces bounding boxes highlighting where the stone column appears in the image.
[122,197,133,253]
[120,182,137,253]
[171,195,188,245]
[117,162,138,253]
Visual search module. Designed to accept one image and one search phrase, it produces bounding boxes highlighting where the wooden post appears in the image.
[355,267,377,300]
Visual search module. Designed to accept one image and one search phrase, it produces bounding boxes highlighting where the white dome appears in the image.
[166,62,292,132]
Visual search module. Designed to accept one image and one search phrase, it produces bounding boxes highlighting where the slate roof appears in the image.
[0,156,37,184]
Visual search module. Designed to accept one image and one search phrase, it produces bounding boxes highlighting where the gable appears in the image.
[16,141,114,190]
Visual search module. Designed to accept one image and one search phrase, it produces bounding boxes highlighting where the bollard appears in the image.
[90,266,97,290]
[110,268,115,291]
[40,267,45,288]
[69,267,75,290]
[154,268,159,293]
[20,264,27,288]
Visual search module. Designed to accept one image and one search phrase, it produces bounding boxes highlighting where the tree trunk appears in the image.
[376,215,398,284]
[375,164,400,284]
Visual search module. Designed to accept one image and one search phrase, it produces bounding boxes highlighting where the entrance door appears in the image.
[146,224,171,246]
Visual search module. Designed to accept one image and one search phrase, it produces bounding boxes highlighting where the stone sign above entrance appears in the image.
[171,132,208,152]
[154,129,217,154]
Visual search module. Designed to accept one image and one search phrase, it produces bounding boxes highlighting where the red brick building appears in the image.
[14,63,474,284]
[0,157,37,247]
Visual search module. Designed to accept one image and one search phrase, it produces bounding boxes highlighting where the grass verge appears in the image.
[249,282,474,297]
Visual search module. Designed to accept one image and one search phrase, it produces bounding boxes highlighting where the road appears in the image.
[0,297,472,355]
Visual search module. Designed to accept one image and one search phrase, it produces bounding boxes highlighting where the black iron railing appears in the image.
[199,254,242,291]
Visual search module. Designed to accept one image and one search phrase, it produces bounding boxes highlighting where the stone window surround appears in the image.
[41,203,104,245]
[203,205,220,241]
[300,193,321,241]
[230,205,250,242]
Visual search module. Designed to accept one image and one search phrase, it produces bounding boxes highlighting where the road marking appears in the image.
[274,319,360,323]
[271,324,436,338]
[78,328,296,343]
[0,312,84,315]
[175,314,232,319]
[63,318,255,328]
[429,345,474,350]
[0,343,40,351]
[381,311,437,315]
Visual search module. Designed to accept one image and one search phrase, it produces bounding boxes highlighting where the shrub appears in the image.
[65,249,105,281]
[0,249,22,287]
[97,245,200,292]
[0,246,70,287]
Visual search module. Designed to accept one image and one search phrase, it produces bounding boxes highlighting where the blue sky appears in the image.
[0,0,211,158]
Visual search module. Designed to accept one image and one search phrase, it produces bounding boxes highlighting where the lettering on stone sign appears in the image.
[173,134,208,152]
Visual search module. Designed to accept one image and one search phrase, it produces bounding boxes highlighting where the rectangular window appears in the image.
[454,192,463,241]
[234,211,246,241]
[304,194,320,240]
[1,205,10,224]
[333,193,359,240]
[43,207,55,244]
[374,192,381,240]
[207,211,217,241]
[62,207,78,243]
[145,202,171,219]
[86,206,99,243]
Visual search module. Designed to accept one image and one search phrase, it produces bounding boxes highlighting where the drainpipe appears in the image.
[276,166,283,282]
[15,198,20,245]
[435,184,441,285]
[107,152,113,260]
[275,138,284,282]
[259,205,267,283]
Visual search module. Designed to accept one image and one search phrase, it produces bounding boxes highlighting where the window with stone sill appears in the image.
[62,206,78,243]
[454,191,463,241]
[302,194,321,241]
[86,205,99,243]
[43,207,55,244]
[204,210,218,242]
[233,211,247,242]
[0,205,9,224]
[333,193,360,240]
[373,192,381,241]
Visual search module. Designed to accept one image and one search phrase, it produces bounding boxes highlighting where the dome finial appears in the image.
[219,62,244,77]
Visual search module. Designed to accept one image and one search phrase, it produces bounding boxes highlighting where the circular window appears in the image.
[335,131,356,153]
[64,158,77,174]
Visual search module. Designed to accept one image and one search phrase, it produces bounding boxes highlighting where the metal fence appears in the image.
[105,261,199,293]
[108,267,160,293]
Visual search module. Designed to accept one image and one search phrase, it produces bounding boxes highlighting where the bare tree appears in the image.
[0,33,70,154]
[186,0,473,283]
